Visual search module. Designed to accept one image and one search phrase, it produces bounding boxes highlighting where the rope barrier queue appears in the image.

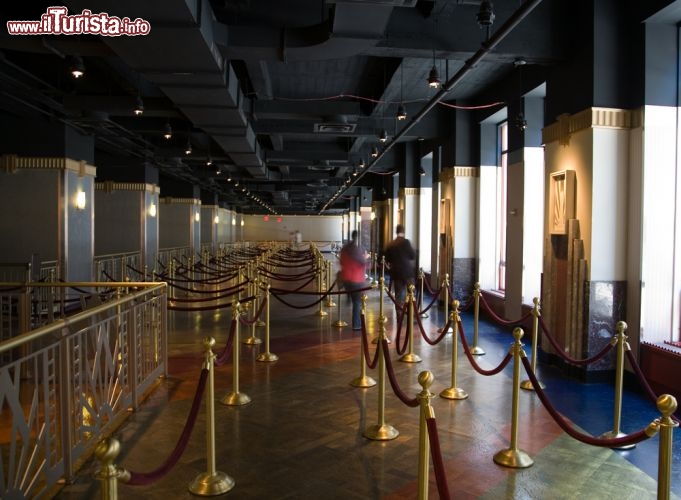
[90,244,677,500]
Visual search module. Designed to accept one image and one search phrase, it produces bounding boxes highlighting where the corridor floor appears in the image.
[55,278,680,499]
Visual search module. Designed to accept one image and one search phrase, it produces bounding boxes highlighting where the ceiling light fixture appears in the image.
[477,1,495,39]
[371,146,378,158]
[69,55,85,79]
[418,165,426,176]
[397,63,407,120]
[427,64,441,89]
[379,129,388,143]
[163,122,172,140]
[185,138,192,155]
[133,95,144,116]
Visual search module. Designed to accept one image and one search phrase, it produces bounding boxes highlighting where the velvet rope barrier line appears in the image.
[415,309,450,346]
[124,368,209,485]
[426,417,452,500]
[416,291,441,316]
[478,292,534,326]
[215,319,237,366]
[381,339,419,408]
[458,320,513,376]
[625,350,681,423]
[538,316,615,366]
[238,295,268,326]
[519,357,652,448]
[361,314,381,370]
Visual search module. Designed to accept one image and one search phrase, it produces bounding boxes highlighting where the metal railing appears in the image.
[94,251,142,281]
[0,282,168,499]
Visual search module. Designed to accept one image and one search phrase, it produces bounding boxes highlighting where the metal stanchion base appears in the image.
[363,423,399,441]
[493,448,534,468]
[256,352,279,362]
[255,320,266,327]
[350,375,377,388]
[420,312,429,318]
[188,471,235,496]
[399,353,422,363]
[470,345,486,355]
[600,430,636,450]
[326,301,337,307]
[220,391,252,406]
[520,379,545,391]
[440,387,468,400]
[317,310,329,317]
[242,336,262,345]
[333,320,348,327]
[437,326,453,334]
[370,282,378,289]
[372,337,392,344]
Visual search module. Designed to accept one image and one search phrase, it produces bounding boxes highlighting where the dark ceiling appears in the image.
[0,0,567,215]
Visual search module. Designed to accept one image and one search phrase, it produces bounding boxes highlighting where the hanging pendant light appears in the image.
[133,95,144,116]
[163,122,172,140]
[379,129,388,143]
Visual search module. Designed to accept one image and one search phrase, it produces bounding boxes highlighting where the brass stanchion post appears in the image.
[316,255,328,317]
[440,301,468,400]
[350,294,376,388]
[242,277,263,345]
[95,438,129,500]
[221,302,252,406]
[190,337,235,495]
[371,252,378,288]
[400,284,421,363]
[600,321,634,449]
[363,277,399,441]
[417,371,435,500]
[257,284,278,362]
[418,268,428,318]
[333,284,347,327]
[326,260,336,307]
[373,270,391,344]
[653,395,678,500]
[470,282,485,355]
[493,327,533,468]
[438,274,452,333]
[255,268,266,326]
[521,297,544,390]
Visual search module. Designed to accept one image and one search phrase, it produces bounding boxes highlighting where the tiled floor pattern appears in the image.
[55,285,679,499]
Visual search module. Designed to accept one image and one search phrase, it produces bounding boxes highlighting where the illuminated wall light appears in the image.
[232,216,236,226]
[149,202,157,217]
[75,190,86,210]
[371,211,376,221]
[240,219,245,227]
[214,215,220,224]
[195,212,200,222]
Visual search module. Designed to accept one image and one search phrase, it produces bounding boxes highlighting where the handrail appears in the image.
[0,281,166,354]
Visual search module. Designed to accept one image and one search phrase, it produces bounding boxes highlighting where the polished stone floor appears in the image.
[55,273,680,499]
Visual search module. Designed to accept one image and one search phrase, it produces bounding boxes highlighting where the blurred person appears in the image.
[384,224,416,305]
[339,230,368,330]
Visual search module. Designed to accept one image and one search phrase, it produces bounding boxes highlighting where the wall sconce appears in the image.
[371,211,376,221]
[75,190,86,210]
[232,216,236,226]
[214,215,220,224]
[240,219,245,227]
[149,202,157,217]
[194,212,200,222]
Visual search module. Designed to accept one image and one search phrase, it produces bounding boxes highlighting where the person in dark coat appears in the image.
[383,224,416,305]
[339,230,368,330]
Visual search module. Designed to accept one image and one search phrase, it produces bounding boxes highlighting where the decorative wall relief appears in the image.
[549,170,576,235]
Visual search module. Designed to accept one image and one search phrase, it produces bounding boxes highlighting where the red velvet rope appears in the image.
[166,288,244,303]
[215,319,237,366]
[421,276,439,295]
[126,368,208,485]
[538,316,615,366]
[394,308,410,356]
[268,275,318,294]
[382,339,419,408]
[416,292,440,316]
[479,292,534,326]
[168,296,254,312]
[625,350,680,423]
[360,315,381,370]
[458,320,513,376]
[238,295,268,326]
[520,357,651,447]
[426,417,452,500]
[415,312,449,346]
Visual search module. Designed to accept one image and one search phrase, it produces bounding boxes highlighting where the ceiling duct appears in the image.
[313,122,357,133]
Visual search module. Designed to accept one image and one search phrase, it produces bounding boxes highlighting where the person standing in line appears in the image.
[339,230,368,330]
[384,224,416,305]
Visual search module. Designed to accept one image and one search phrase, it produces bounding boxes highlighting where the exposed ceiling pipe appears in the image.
[322,0,545,212]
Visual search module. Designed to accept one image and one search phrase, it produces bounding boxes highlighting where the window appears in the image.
[496,121,508,292]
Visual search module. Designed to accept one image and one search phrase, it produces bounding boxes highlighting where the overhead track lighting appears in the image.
[371,146,378,158]
[396,104,407,121]
[163,122,172,140]
[397,64,407,120]
[184,138,192,155]
[427,65,441,89]
[69,55,85,79]
[379,129,388,143]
